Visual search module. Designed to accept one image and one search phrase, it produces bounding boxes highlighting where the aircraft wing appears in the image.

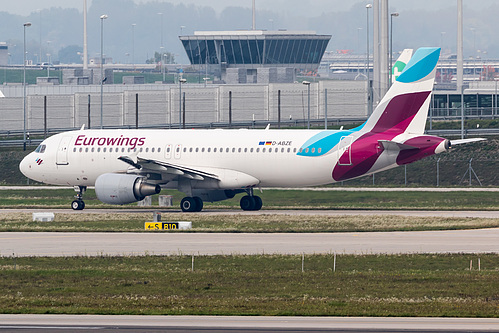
[119,156,219,181]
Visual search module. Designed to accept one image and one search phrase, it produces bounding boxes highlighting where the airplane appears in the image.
[19,47,484,212]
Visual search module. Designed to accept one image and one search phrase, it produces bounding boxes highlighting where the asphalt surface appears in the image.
[1,226,498,257]
[1,315,499,332]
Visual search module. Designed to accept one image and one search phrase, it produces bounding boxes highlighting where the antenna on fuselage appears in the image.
[80,124,86,130]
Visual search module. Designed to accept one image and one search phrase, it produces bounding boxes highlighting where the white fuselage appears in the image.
[20,128,363,189]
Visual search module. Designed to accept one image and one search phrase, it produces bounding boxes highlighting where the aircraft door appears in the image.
[56,136,72,165]
[174,144,182,159]
[164,144,172,159]
[337,136,353,166]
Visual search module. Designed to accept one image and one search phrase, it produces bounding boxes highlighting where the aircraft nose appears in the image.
[19,154,32,177]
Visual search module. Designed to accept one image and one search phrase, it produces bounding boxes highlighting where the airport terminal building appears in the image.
[180,30,331,84]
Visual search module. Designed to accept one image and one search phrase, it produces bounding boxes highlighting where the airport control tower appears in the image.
[180,30,331,84]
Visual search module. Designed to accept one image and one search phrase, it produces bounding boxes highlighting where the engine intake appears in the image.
[95,173,160,205]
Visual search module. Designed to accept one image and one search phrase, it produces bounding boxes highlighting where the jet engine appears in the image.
[95,173,160,205]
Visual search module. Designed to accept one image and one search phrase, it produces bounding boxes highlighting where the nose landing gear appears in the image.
[71,185,87,210]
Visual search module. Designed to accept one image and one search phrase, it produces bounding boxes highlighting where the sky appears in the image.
[2,0,496,16]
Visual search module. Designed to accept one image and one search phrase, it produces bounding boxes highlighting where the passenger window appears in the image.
[269,148,272,153]
[232,148,235,153]
[79,148,83,152]
[189,148,193,153]
[244,148,247,153]
[91,147,95,153]
[287,148,291,153]
[294,148,297,153]
[158,148,161,152]
[73,148,76,152]
[85,148,88,153]
[145,148,149,153]
[151,148,155,153]
[263,148,266,153]
[281,148,284,153]
[318,148,322,153]
[256,148,259,153]
[250,148,254,153]
[208,148,211,152]
[104,148,107,153]
[214,148,217,152]
[202,148,205,152]
[299,148,303,153]
[311,148,315,153]
[196,148,199,153]
[97,148,100,152]
[226,148,229,153]
[183,148,187,153]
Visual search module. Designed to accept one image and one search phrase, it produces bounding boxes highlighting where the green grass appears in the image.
[0,188,498,211]
[0,254,498,316]
[1,211,498,232]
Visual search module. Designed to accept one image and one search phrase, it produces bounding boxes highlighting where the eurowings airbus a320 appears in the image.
[19,47,483,212]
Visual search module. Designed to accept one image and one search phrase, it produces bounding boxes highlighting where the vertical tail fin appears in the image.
[391,48,413,82]
[362,47,440,135]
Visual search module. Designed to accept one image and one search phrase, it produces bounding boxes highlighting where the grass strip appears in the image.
[0,254,498,317]
[0,188,498,210]
[0,212,498,232]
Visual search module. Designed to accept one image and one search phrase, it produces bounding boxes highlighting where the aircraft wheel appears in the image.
[193,197,204,212]
[252,196,263,211]
[181,197,197,212]
[240,195,256,211]
[71,200,85,210]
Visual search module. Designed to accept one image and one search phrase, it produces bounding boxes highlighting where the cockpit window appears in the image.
[35,144,46,153]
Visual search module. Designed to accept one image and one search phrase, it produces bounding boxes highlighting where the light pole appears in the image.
[180,25,185,35]
[179,78,186,129]
[470,27,476,81]
[366,4,372,115]
[131,23,136,70]
[100,14,108,129]
[389,12,399,86]
[158,12,163,48]
[23,22,32,151]
[160,46,165,82]
[302,81,311,129]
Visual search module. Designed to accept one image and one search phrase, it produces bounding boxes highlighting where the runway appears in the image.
[1,227,498,257]
[1,314,499,332]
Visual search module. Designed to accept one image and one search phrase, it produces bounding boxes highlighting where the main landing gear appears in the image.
[180,196,203,212]
[71,185,86,210]
[240,188,262,211]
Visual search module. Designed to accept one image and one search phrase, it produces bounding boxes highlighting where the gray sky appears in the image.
[3,0,495,16]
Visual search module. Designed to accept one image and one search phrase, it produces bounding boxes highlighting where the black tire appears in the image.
[71,200,84,210]
[193,197,203,212]
[181,197,196,212]
[252,196,263,211]
[240,195,255,211]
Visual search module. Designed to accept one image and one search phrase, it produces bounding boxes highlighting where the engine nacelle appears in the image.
[95,173,161,205]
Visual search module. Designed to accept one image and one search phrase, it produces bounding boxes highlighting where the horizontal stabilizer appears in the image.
[379,140,418,151]
[450,138,486,146]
